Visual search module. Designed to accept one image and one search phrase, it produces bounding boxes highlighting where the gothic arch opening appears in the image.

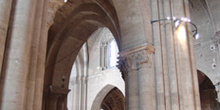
[67,28,125,110]
[43,0,122,109]
[198,70,220,110]
[100,87,125,110]
[91,85,124,110]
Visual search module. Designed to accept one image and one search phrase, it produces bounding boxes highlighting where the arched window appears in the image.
[99,28,119,70]
[108,39,119,68]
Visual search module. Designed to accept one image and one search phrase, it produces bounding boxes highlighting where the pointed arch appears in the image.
[91,85,124,110]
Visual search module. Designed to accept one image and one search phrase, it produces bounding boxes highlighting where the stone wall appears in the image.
[190,0,220,100]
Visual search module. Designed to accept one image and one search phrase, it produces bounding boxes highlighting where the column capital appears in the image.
[49,86,70,98]
[100,42,108,47]
[117,44,155,77]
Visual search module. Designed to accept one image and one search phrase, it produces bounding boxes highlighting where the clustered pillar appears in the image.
[150,0,201,110]
[100,43,108,70]
[0,0,204,110]
[67,57,88,110]
[117,0,202,110]
[0,0,37,109]
[0,0,49,110]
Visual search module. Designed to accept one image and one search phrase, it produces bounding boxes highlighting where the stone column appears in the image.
[68,75,88,110]
[100,43,107,70]
[67,80,76,110]
[48,94,59,110]
[0,0,37,109]
[25,0,44,109]
[117,58,129,110]
[57,96,68,110]
[47,86,70,110]
[151,0,178,109]
[104,43,108,69]
[118,44,156,110]
[74,77,80,110]
[33,0,64,109]
[174,24,201,110]
[172,1,201,109]
[33,0,50,109]
[74,75,87,110]
[151,0,201,110]
[0,0,13,76]
[80,77,87,110]
[100,43,104,70]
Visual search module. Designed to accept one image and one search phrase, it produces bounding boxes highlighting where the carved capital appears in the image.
[117,57,128,80]
[118,44,155,74]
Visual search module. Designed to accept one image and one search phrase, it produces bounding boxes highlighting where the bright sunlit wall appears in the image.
[108,39,119,68]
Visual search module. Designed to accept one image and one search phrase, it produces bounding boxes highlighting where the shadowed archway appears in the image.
[101,87,125,110]
[198,70,220,110]
[43,0,121,110]
[91,85,124,110]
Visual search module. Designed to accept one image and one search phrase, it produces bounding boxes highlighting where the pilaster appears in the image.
[25,0,45,109]
[33,0,51,109]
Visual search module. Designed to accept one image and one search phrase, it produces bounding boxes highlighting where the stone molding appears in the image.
[100,42,108,47]
[47,0,64,28]
[117,44,155,78]
[49,86,70,98]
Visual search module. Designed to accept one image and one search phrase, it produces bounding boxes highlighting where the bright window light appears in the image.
[109,40,119,67]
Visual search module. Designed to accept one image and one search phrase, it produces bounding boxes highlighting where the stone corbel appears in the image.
[48,85,70,110]
[49,85,70,98]
[117,44,155,79]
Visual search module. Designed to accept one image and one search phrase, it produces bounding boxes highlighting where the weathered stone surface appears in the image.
[0,0,220,110]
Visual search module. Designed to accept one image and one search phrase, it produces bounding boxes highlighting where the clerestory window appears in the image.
[108,39,119,68]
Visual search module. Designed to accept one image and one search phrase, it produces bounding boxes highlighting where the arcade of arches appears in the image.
[0,0,220,110]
